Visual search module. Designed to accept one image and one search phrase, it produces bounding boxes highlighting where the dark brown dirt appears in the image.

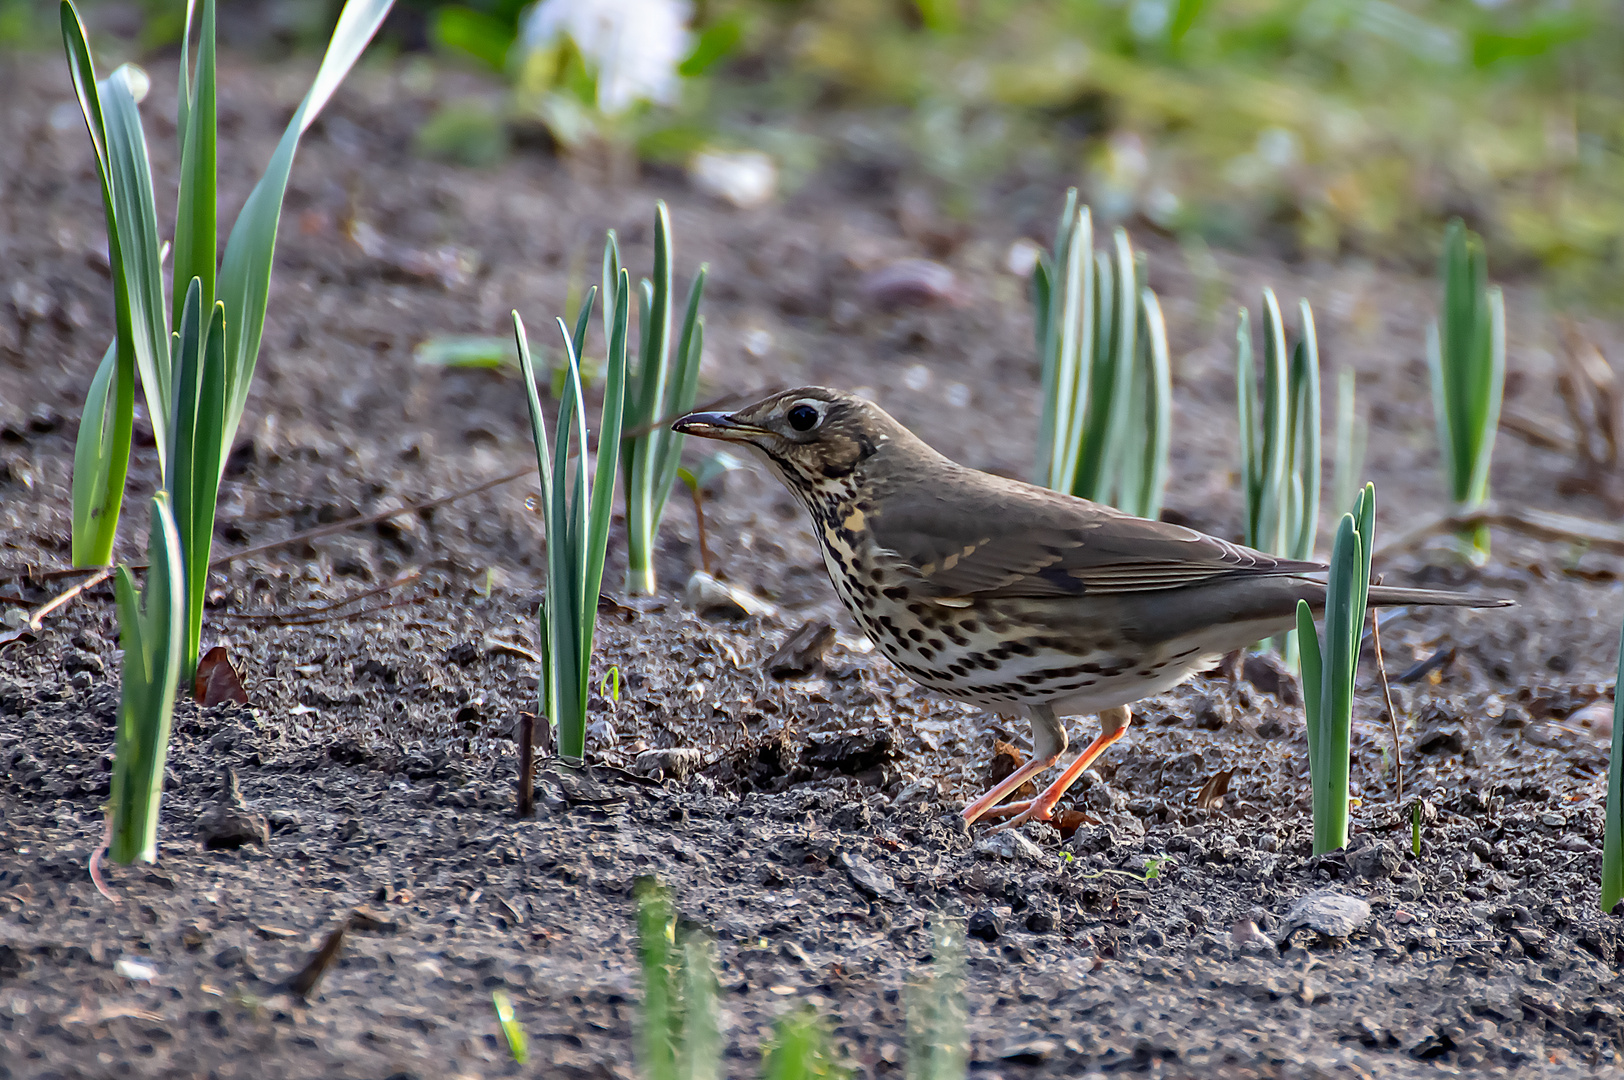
[5,51,1624,1079]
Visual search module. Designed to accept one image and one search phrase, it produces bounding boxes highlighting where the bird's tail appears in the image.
[1365,585,1513,609]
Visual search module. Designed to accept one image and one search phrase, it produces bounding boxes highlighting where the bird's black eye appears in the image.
[787,404,820,432]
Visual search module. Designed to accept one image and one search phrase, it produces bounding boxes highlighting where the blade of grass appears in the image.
[216,0,395,468]
[1606,621,1624,912]
[108,493,185,865]
[71,340,132,566]
[171,0,216,330]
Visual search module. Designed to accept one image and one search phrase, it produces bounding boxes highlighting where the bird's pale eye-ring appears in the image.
[787,403,821,432]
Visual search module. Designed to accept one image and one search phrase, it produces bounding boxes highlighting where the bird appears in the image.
[673,387,1511,831]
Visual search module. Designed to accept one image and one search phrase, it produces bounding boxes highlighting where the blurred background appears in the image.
[6,0,1623,306]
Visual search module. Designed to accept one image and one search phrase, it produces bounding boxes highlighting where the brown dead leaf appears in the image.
[987,740,1036,802]
[1196,768,1234,811]
[286,922,346,999]
[194,646,249,706]
[1053,808,1099,839]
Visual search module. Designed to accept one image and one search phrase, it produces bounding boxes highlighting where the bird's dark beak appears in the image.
[672,411,765,442]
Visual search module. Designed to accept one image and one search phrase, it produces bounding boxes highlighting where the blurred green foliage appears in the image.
[728,0,1623,293]
[30,1,1624,294]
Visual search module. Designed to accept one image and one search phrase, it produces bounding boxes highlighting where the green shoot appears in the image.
[513,273,627,765]
[1330,365,1367,524]
[611,203,708,595]
[63,0,394,681]
[762,1009,845,1080]
[635,877,721,1080]
[1237,290,1321,661]
[1602,621,1624,912]
[1411,800,1423,859]
[1032,190,1171,519]
[413,334,518,369]
[676,450,744,577]
[491,991,529,1064]
[1237,290,1321,564]
[1296,483,1375,855]
[1427,218,1505,565]
[601,666,621,702]
[905,919,966,1080]
[108,494,185,865]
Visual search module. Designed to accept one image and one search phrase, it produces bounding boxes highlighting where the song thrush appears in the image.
[674,387,1510,830]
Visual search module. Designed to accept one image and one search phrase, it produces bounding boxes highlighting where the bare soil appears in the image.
[5,52,1624,1079]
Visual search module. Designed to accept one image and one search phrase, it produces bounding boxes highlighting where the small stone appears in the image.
[1349,839,1401,880]
[840,852,902,903]
[1230,919,1272,951]
[858,258,966,310]
[967,909,1002,943]
[1279,890,1372,942]
[213,945,245,969]
[766,619,836,679]
[974,829,1042,862]
[684,570,775,620]
[630,747,705,781]
[891,777,940,807]
[1025,909,1055,933]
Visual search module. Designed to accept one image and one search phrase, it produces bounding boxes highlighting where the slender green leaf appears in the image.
[108,493,185,865]
[217,0,395,469]
[1603,620,1624,912]
[71,340,132,566]
[172,0,217,331]
[1289,300,1322,561]
[652,266,708,525]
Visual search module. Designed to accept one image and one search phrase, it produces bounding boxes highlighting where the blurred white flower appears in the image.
[520,0,692,116]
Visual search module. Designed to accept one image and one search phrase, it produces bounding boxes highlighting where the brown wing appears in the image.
[867,468,1322,599]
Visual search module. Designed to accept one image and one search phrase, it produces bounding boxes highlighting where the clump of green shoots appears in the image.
[513,273,628,766]
[762,1010,846,1080]
[1330,365,1367,524]
[64,0,392,868]
[64,0,393,680]
[1428,218,1505,565]
[107,495,185,865]
[1601,622,1624,912]
[635,877,722,1080]
[1032,190,1171,519]
[608,203,708,595]
[1296,483,1375,855]
[1237,289,1321,568]
[905,918,966,1080]
[1237,289,1321,661]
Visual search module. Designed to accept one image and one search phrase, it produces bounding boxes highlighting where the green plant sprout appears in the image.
[905,918,966,1080]
[1238,290,1321,561]
[491,990,529,1064]
[1411,800,1423,859]
[1428,218,1505,566]
[608,203,708,595]
[1297,483,1375,855]
[1330,365,1367,526]
[63,0,394,680]
[108,494,185,865]
[676,449,744,578]
[513,275,628,765]
[1236,290,1321,661]
[1074,855,1168,883]
[1601,621,1624,912]
[635,877,722,1080]
[1032,190,1171,519]
[601,666,622,702]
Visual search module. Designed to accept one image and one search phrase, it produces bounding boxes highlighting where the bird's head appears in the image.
[673,386,911,495]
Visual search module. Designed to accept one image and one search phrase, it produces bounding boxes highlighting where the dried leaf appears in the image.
[286,922,346,999]
[194,646,249,706]
[1196,768,1234,811]
[987,740,1037,802]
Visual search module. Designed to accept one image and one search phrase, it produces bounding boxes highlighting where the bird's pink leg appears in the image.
[961,752,1059,825]
[995,705,1132,832]
[962,705,1065,826]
